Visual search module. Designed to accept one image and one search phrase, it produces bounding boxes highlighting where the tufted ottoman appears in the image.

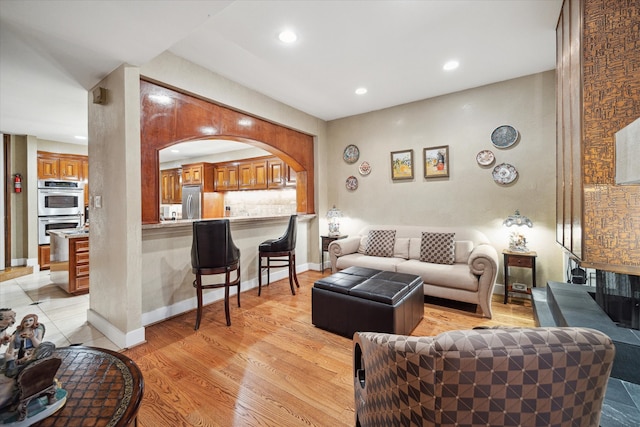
[312,266,424,338]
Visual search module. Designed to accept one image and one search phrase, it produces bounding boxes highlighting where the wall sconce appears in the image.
[326,205,343,236]
[503,209,533,252]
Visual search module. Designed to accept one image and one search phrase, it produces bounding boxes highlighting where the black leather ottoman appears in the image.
[312,267,424,338]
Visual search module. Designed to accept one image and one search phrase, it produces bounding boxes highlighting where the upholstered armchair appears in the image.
[354,327,615,427]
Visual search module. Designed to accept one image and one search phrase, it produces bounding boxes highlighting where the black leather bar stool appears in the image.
[191,219,241,329]
[258,215,299,296]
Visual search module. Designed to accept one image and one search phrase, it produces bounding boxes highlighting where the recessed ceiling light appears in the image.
[278,30,297,44]
[74,135,87,140]
[171,149,180,153]
[355,87,368,95]
[443,60,459,71]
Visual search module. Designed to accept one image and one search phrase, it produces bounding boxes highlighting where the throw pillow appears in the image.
[364,230,396,257]
[420,232,455,264]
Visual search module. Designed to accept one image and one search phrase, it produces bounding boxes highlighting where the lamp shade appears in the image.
[503,209,533,228]
[326,205,343,219]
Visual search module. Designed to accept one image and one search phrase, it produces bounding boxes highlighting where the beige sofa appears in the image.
[328,225,499,318]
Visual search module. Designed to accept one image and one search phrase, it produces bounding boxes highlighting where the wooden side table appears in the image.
[321,235,347,272]
[503,250,537,304]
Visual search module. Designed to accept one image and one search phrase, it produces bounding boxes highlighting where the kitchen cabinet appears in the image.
[181,162,215,192]
[161,168,182,204]
[81,158,89,206]
[50,230,90,295]
[267,158,285,189]
[214,164,239,191]
[212,156,296,192]
[287,166,297,186]
[37,151,86,182]
[39,245,51,270]
[238,159,267,190]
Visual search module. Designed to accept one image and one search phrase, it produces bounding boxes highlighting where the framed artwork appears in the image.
[390,149,414,180]
[424,145,449,178]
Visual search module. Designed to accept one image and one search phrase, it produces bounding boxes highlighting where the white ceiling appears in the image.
[0,0,562,146]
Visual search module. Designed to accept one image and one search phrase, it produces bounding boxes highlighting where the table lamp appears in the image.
[503,209,533,252]
[326,205,343,236]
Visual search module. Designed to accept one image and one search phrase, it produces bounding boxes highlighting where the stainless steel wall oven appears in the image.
[37,180,84,244]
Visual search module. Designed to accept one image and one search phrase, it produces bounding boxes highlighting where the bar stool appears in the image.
[191,220,241,329]
[258,215,299,296]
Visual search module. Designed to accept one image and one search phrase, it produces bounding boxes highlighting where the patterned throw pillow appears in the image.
[364,230,396,257]
[420,232,455,264]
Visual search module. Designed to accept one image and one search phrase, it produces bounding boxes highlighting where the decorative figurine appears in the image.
[0,312,66,424]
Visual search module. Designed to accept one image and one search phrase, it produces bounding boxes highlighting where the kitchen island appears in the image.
[49,228,90,295]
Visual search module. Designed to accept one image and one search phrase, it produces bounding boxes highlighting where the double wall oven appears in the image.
[38,180,84,245]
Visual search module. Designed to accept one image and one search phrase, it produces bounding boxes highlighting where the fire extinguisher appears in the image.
[14,174,22,193]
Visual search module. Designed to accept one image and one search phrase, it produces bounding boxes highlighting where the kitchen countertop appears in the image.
[142,213,316,230]
[48,228,90,239]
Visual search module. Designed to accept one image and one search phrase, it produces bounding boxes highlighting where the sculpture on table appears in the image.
[0,311,65,424]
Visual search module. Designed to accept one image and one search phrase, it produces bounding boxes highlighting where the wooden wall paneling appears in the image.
[139,79,315,224]
[569,0,584,258]
[558,0,640,273]
[582,0,640,273]
[556,8,564,248]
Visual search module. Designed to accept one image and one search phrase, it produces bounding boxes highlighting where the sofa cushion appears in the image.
[365,230,396,257]
[335,253,405,272]
[420,232,455,264]
[455,241,473,263]
[397,260,479,291]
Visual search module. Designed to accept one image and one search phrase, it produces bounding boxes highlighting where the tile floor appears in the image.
[1,270,120,352]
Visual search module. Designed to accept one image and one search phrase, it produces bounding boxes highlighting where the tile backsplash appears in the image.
[224,188,296,217]
[160,188,296,220]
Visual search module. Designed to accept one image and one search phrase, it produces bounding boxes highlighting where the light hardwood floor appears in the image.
[125,270,535,427]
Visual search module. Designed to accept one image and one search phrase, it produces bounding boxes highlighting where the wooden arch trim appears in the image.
[140,79,315,224]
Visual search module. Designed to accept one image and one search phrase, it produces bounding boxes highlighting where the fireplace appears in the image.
[593,270,640,331]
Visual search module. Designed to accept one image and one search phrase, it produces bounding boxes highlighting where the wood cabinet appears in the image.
[81,158,89,206]
[39,245,51,270]
[161,168,182,204]
[37,156,59,179]
[267,158,285,189]
[238,159,268,190]
[38,151,85,181]
[214,164,239,191]
[181,162,215,192]
[212,156,296,192]
[70,237,90,294]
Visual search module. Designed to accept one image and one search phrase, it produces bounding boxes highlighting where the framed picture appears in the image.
[390,149,414,180]
[424,145,449,178]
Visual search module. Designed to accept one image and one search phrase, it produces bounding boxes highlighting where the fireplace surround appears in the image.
[532,281,640,426]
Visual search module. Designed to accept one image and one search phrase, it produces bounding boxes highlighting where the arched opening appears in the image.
[140,79,314,224]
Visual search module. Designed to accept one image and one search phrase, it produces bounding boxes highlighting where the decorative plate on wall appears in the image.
[346,175,359,190]
[491,125,519,148]
[358,161,371,176]
[343,144,360,163]
[492,163,518,185]
[476,150,495,166]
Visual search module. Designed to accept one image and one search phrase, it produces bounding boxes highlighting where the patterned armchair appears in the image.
[354,327,615,427]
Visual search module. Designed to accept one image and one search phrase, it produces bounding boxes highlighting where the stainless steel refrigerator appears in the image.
[182,185,201,220]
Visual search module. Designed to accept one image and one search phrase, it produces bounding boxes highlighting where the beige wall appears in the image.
[326,71,563,288]
[86,64,144,347]
[37,139,88,156]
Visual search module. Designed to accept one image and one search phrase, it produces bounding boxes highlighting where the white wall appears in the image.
[326,71,563,288]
